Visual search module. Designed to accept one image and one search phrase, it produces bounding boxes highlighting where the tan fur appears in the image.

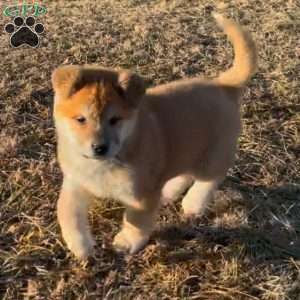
[52,14,257,259]
[212,13,257,87]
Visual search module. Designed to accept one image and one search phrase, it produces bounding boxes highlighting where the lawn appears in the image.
[0,0,299,299]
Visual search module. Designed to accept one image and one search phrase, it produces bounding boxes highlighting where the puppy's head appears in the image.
[52,65,145,160]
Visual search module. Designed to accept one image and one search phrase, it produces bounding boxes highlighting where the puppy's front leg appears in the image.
[113,195,159,254]
[57,177,95,259]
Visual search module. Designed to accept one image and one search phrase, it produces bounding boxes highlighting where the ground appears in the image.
[0,0,300,299]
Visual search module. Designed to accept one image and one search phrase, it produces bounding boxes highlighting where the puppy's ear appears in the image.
[51,65,81,100]
[117,71,145,108]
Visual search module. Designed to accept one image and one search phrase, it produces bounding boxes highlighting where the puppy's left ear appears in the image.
[117,71,145,108]
[51,65,82,100]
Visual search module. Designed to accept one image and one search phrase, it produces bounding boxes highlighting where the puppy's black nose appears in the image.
[92,143,108,156]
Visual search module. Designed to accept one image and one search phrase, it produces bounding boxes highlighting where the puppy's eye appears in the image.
[109,116,122,126]
[75,116,86,124]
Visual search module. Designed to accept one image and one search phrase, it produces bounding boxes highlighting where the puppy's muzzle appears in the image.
[92,143,109,156]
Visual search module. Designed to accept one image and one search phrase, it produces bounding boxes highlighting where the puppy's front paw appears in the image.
[113,228,149,254]
[63,232,95,260]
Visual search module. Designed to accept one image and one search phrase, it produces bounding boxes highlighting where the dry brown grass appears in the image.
[1,0,300,299]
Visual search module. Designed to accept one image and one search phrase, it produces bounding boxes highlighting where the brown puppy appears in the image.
[52,13,257,259]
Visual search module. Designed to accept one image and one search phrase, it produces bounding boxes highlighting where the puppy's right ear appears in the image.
[117,71,145,108]
[51,65,81,100]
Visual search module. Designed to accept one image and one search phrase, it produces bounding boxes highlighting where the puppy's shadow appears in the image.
[155,180,300,265]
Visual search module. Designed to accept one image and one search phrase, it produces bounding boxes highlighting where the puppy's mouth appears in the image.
[82,154,100,160]
[82,154,122,164]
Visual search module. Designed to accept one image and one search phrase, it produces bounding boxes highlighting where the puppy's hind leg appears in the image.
[181,179,219,216]
[161,175,194,205]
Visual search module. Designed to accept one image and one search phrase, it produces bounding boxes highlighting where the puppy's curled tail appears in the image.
[213,13,257,87]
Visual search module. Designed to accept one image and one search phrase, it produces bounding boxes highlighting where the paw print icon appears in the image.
[4,16,44,48]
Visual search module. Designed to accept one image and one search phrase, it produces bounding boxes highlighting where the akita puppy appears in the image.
[52,13,257,259]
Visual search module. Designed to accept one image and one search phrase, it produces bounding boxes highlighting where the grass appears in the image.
[0,0,299,299]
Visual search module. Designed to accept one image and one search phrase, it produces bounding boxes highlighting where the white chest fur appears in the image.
[61,154,139,207]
